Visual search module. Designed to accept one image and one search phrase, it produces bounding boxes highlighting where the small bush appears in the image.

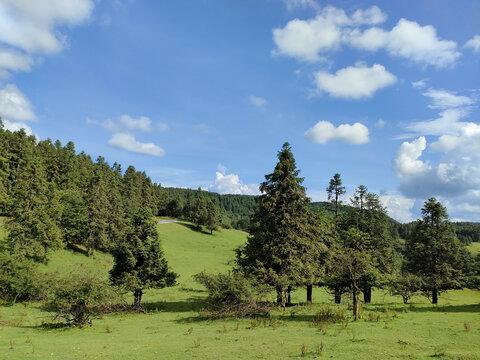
[194,271,271,318]
[313,305,347,325]
[0,251,46,304]
[49,269,124,327]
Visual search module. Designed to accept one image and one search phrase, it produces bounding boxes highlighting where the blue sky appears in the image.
[0,0,479,222]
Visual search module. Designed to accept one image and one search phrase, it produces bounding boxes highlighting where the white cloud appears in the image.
[118,114,151,132]
[314,63,396,99]
[393,135,480,199]
[351,6,387,26]
[108,133,165,157]
[411,79,427,89]
[274,5,459,68]
[0,84,36,122]
[249,95,267,108]
[210,168,259,195]
[305,121,369,144]
[0,0,94,54]
[385,19,459,68]
[404,88,475,137]
[0,47,33,77]
[284,0,320,12]
[422,89,474,110]
[87,114,167,133]
[217,163,227,175]
[464,34,480,53]
[379,195,415,223]
[393,137,430,180]
[2,118,34,136]
[375,119,386,128]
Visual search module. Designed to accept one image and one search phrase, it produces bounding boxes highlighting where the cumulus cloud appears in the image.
[314,63,396,99]
[393,135,480,199]
[87,114,167,133]
[305,121,369,144]
[249,95,267,108]
[393,136,430,180]
[2,119,34,136]
[379,195,415,223]
[108,133,165,157]
[0,0,94,53]
[209,165,259,195]
[273,5,459,68]
[0,47,33,78]
[348,19,460,68]
[272,5,386,62]
[0,0,93,77]
[464,35,480,53]
[0,84,36,122]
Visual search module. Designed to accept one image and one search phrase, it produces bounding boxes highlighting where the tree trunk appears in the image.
[334,287,341,304]
[353,290,360,321]
[276,285,283,306]
[134,288,143,307]
[287,286,292,305]
[306,284,312,304]
[363,286,371,304]
[402,295,408,304]
[432,288,438,304]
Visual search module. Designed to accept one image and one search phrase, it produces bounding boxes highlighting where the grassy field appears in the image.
[0,221,479,359]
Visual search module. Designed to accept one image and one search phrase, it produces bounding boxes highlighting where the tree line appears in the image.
[0,121,478,324]
[205,143,479,320]
[0,121,177,317]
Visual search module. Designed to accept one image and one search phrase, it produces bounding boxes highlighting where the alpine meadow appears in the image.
[0,1,480,359]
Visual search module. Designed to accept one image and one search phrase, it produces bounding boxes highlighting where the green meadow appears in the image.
[0,221,479,359]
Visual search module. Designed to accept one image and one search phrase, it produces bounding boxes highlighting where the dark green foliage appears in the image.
[0,251,43,304]
[236,143,325,305]
[186,188,208,228]
[159,186,257,230]
[7,153,63,263]
[110,207,177,306]
[452,222,480,244]
[405,198,466,303]
[205,198,219,234]
[50,269,124,327]
[59,189,89,246]
[326,173,345,218]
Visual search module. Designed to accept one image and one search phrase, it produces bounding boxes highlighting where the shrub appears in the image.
[50,268,124,327]
[194,271,271,318]
[313,305,347,325]
[0,251,44,304]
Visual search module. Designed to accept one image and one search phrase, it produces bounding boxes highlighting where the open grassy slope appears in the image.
[0,221,479,359]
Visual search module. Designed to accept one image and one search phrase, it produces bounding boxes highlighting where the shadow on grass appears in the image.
[144,297,206,313]
[404,303,480,313]
[176,222,212,235]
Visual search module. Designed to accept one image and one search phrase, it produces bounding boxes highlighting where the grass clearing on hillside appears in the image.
[0,221,479,359]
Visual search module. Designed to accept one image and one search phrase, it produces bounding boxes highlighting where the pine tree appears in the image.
[110,207,177,306]
[7,154,63,263]
[85,166,110,256]
[405,198,464,304]
[205,198,219,234]
[236,143,323,306]
[326,173,345,218]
